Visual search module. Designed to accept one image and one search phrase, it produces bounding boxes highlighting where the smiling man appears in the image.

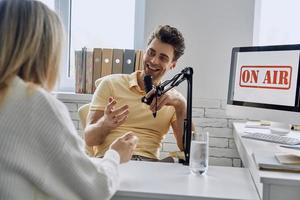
[84,25,187,161]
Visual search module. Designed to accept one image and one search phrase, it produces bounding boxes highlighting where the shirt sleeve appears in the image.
[170,111,177,123]
[43,134,121,200]
[90,77,112,111]
[169,106,177,124]
[41,94,121,200]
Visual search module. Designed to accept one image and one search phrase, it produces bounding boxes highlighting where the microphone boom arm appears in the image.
[156,73,184,96]
[156,67,193,165]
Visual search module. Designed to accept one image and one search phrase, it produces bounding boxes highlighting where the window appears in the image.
[57,0,136,92]
[67,0,135,91]
[253,0,300,46]
[39,0,55,9]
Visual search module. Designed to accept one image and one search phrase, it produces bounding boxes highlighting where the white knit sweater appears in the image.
[0,76,120,200]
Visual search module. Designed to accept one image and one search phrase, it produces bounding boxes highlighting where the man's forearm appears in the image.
[84,119,111,146]
[174,99,187,151]
[174,98,196,150]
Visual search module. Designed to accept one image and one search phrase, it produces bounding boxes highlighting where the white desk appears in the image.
[233,122,300,200]
[112,160,259,200]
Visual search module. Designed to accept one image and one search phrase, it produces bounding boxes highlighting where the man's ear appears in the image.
[170,61,177,69]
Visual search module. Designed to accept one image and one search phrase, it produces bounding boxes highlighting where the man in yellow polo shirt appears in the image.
[84,25,187,161]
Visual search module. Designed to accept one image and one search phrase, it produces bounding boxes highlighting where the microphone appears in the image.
[142,75,157,118]
[142,75,154,105]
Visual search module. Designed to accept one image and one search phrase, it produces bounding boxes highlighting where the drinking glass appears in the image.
[189,131,209,175]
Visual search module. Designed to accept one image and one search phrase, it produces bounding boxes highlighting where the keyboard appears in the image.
[242,132,300,145]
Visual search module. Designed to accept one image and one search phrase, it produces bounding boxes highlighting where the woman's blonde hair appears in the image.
[0,0,64,96]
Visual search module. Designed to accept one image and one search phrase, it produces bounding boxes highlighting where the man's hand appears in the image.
[99,97,129,129]
[110,132,139,163]
[149,89,186,113]
[85,97,129,146]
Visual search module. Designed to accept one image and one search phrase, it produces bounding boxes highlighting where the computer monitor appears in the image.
[227,44,300,126]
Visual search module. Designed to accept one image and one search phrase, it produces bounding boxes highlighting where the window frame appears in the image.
[54,0,144,92]
[54,0,73,92]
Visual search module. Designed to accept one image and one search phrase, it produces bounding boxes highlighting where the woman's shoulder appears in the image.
[37,89,74,125]
[11,76,72,126]
[30,85,79,141]
[4,77,77,143]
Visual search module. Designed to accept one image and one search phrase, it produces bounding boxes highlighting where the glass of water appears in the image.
[189,131,209,175]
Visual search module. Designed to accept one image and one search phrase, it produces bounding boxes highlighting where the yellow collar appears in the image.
[129,70,145,93]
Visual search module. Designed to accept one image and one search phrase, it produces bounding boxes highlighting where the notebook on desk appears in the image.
[245,121,270,129]
[252,151,300,172]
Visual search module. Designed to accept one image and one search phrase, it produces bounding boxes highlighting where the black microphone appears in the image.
[142,75,154,105]
[142,75,157,118]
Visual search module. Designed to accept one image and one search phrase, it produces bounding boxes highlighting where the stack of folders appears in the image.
[252,150,300,172]
[75,48,144,94]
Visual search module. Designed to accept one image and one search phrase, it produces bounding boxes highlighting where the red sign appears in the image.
[239,66,292,90]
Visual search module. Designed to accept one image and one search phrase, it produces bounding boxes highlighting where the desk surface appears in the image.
[113,160,259,200]
[233,122,300,200]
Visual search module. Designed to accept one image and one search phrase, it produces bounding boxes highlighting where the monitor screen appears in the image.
[227,44,300,125]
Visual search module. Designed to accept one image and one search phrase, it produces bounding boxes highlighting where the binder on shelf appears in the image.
[85,50,93,94]
[138,50,144,70]
[80,47,87,93]
[112,49,124,74]
[92,48,102,92]
[101,48,113,77]
[134,50,141,72]
[122,49,135,74]
[75,50,83,93]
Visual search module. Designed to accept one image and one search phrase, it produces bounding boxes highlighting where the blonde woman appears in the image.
[0,1,138,199]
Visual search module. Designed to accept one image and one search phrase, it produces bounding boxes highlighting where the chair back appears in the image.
[78,103,90,128]
[78,103,96,156]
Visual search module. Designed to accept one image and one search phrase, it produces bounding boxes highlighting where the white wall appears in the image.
[141,0,254,104]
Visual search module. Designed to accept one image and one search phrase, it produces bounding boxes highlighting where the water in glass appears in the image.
[189,132,209,175]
